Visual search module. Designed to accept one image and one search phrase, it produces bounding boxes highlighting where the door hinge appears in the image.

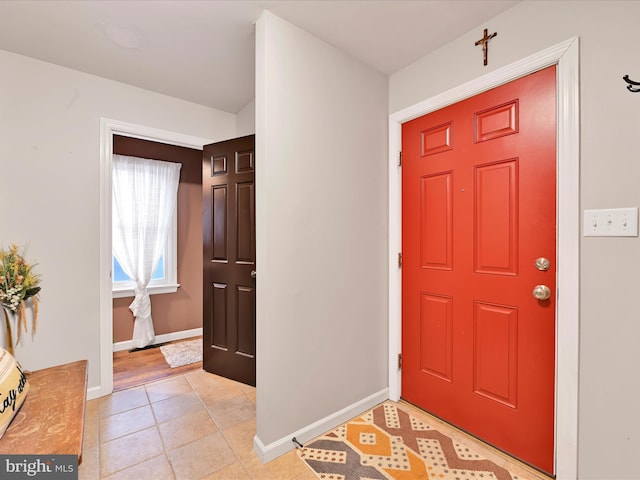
[398,252,402,268]
[398,353,402,369]
[398,151,402,167]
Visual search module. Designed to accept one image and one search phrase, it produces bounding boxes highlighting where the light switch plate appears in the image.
[583,208,638,237]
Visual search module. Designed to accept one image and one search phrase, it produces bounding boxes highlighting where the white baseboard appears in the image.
[112,328,203,352]
[253,388,389,463]
[87,385,102,401]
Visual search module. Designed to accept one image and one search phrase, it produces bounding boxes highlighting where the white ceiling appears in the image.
[0,0,520,114]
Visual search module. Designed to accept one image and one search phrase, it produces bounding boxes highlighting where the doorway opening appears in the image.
[401,66,557,473]
[99,119,214,397]
[110,134,205,391]
[388,38,579,478]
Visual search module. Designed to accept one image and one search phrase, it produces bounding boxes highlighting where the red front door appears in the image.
[401,66,556,474]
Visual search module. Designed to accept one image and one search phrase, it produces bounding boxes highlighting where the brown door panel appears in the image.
[202,135,256,386]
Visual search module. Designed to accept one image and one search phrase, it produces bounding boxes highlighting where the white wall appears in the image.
[254,11,389,460]
[0,49,236,390]
[236,98,256,136]
[390,1,640,478]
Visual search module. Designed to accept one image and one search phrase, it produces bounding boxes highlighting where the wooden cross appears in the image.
[475,28,497,66]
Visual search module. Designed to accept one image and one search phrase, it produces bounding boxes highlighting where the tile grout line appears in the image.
[184,372,252,479]
[93,371,286,480]
[97,384,174,479]
[143,383,179,480]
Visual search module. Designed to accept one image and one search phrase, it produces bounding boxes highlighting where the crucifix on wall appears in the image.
[475,28,497,66]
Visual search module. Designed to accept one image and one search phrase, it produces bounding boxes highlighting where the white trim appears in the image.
[99,118,214,398]
[112,283,180,299]
[86,385,102,401]
[112,327,203,352]
[554,37,580,480]
[388,37,580,479]
[253,388,389,463]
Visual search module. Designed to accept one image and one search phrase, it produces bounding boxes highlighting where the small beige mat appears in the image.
[159,339,202,368]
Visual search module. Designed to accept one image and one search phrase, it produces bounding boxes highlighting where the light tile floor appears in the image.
[79,369,317,480]
[80,369,551,480]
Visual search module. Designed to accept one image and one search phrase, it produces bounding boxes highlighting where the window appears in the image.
[113,255,163,283]
[112,217,178,297]
[112,155,180,298]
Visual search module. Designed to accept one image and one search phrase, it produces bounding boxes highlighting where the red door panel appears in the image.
[402,66,556,474]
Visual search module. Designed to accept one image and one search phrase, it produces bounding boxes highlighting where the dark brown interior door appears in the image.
[202,135,256,386]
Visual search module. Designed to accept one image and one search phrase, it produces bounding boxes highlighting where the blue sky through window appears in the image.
[113,256,164,282]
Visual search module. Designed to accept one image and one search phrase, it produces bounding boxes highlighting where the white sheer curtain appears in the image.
[112,155,182,348]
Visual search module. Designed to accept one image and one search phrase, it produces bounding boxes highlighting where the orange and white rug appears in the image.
[298,402,526,480]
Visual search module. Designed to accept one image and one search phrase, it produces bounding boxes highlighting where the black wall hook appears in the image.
[623,75,640,92]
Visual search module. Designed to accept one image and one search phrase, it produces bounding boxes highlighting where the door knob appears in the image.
[532,285,551,300]
[251,270,256,279]
[534,257,551,271]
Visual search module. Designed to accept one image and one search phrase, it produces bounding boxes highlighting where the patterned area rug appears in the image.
[298,402,523,480]
[159,338,202,368]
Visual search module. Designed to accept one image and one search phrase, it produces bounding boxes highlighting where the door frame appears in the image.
[97,118,213,398]
[388,37,580,479]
